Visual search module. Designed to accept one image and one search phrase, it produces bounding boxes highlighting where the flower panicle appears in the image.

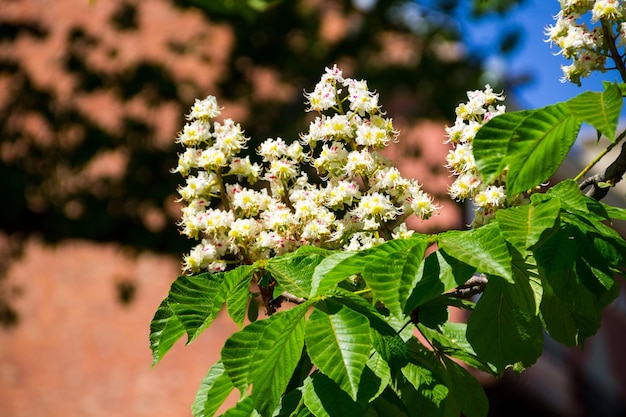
[172,66,439,274]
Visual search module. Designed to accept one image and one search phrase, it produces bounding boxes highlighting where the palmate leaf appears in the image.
[310,251,365,297]
[149,298,186,365]
[305,304,372,401]
[565,81,622,142]
[192,361,236,417]
[473,103,581,195]
[438,222,512,282]
[466,274,543,374]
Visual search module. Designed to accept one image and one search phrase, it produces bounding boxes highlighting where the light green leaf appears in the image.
[249,302,312,416]
[442,357,488,417]
[192,361,235,417]
[225,270,255,328]
[495,199,561,255]
[361,238,428,319]
[473,103,581,195]
[167,272,227,343]
[310,251,365,297]
[404,249,475,313]
[222,320,270,393]
[266,246,331,298]
[438,222,512,282]
[565,81,622,142]
[530,179,588,213]
[466,274,543,374]
[149,298,186,365]
[302,373,364,417]
[305,304,372,401]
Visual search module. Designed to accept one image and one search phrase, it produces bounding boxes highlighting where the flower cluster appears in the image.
[445,85,507,213]
[173,66,437,274]
[545,0,626,85]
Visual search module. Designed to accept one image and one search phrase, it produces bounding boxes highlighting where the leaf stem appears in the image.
[573,128,626,181]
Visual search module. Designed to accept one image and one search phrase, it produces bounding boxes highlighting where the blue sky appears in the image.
[458,0,613,110]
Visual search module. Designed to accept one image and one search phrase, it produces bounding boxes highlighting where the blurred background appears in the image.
[1,0,625,415]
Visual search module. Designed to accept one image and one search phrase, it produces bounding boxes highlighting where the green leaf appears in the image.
[361,237,428,319]
[226,271,255,328]
[310,251,365,297]
[192,361,235,417]
[420,323,496,375]
[535,226,619,345]
[222,319,270,393]
[249,302,312,416]
[495,199,561,255]
[367,388,411,417]
[442,357,488,417]
[565,81,622,142]
[167,272,227,343]
[400,361,450,416]
[302,372,364,417]
[149,298,186,365]
[530,179,589,213]
[438,222,512,282]
[305,304,372,401]
[473,103,581,194]
[404,249,475,313]
[466,274,543,374]
[266,246,331,299]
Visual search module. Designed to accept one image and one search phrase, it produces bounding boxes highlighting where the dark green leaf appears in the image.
[302,372,365,417]
[438,222,512,282]
[565,82,622,142]
[149,298,186,365]
[400,361,450,417]
[192,361,235,417]
[466,274,543,374]
[366,388,411,417]
[442,357,488,417]
[305,305,372,401]
[416,299,449,331]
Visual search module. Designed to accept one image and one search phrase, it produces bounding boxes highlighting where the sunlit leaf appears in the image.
[474,103,581,195]
[305,304,372,401]
[438,222,512,282]
[565,81,622,142]
[149,298,186,365]
[192,361,236,417]
[249,302,312,416]
[266,246,331,298]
